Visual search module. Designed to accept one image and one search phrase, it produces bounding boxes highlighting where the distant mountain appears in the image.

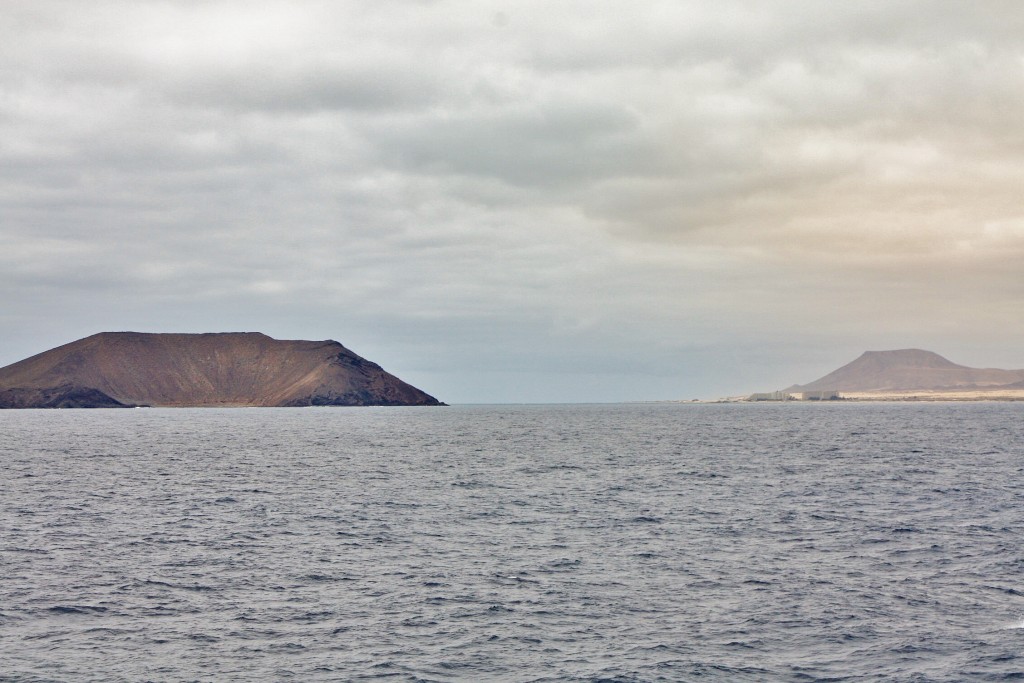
[0,332,444,408]
[787,349,1024,393]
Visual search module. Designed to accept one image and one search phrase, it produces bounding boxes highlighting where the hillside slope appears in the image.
[0,332,444,408]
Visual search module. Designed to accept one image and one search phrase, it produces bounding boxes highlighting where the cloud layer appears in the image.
[4,1,1024,401]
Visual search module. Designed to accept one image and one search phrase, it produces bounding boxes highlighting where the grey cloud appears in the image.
[162,60,441,113]
[364,101,652,188]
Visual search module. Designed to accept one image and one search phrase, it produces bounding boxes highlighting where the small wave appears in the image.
[631,515,663,523]
[82,627,133,635]
[46,605,108,615]
[545,558,582,568]
[492,574,540,585]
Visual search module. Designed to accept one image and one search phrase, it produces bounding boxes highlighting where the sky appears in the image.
[3,1,1024,403]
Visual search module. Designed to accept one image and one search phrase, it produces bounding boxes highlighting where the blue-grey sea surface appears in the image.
[3,403,1024,681]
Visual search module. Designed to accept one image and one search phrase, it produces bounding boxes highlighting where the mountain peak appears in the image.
[853,349,965,369]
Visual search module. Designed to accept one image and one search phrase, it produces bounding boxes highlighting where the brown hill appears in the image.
[788,349,1024,393]
[0,332,444,408]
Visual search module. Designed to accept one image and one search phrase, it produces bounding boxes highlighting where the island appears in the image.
[0,332,445,408]
[744,349,1024,402]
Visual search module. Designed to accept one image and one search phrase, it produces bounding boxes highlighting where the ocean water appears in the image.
[3,402,1024,682]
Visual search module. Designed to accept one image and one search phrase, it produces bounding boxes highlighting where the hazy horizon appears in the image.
[4,1,1024,403]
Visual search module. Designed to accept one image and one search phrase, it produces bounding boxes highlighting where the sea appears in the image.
[3,402,1024,682]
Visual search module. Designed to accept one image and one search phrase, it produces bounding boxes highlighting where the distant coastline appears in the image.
[826,390,1024,402]
[726,349,1024,404]
[701,390,1024,404]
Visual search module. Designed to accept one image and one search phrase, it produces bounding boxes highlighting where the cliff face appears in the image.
[789,349,1024,393]
[0,332,444,408]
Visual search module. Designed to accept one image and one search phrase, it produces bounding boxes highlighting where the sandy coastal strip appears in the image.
[840,389,1024,402]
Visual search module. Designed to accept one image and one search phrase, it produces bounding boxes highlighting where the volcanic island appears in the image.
[0,332,444,408]
[741,348,1024,402]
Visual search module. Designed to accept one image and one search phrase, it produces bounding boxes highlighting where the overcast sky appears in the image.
[3,1,1024,402]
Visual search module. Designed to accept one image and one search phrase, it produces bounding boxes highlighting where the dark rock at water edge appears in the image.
[0,384,131,409]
